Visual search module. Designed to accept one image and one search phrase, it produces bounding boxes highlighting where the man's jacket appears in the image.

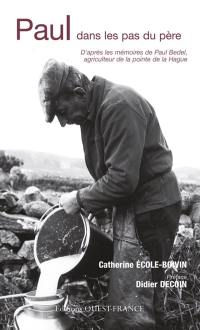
[78,76,181,214]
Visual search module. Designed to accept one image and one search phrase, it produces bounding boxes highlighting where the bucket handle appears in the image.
[40,204,59,222]
[34,204,60,233]
[79,210,94,252]
[14,304,32,330]
[80,208,94,221]
[80,217,88,252]
[40,204,93,224]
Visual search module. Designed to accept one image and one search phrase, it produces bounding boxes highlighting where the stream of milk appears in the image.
[36,253,82,297]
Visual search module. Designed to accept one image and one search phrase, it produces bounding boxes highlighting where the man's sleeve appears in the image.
[77,101,147,212]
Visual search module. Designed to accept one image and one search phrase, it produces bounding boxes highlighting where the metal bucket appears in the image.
[34,205,113,277]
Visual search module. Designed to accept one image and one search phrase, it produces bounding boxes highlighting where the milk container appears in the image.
[14,205,113,330]
[14,290,73,330]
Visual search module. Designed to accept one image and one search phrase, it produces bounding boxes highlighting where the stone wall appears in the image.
[0,187,200,298]
[0,186,52,296]
[0,217,38,296]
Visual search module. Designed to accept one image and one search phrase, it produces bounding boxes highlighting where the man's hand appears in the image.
[59,191,80,214]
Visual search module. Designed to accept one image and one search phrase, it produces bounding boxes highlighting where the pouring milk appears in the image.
[36,253,83,297]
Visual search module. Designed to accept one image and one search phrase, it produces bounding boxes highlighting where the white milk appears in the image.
[36,253,82,297]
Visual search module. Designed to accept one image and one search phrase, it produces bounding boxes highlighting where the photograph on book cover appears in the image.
[0,0,200,329]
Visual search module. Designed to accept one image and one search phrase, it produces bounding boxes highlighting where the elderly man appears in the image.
[38,59,181,330]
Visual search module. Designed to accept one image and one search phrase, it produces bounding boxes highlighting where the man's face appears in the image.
[55,91,88,127]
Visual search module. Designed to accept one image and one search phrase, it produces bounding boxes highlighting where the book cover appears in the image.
[0,0,199,329]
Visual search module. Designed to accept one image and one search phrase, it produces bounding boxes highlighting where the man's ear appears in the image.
[73,87,86,97]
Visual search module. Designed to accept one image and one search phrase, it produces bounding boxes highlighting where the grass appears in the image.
[164,238,200,330]
[0,297,23,330]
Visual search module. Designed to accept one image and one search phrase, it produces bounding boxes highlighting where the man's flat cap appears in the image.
[38,59,70,122]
